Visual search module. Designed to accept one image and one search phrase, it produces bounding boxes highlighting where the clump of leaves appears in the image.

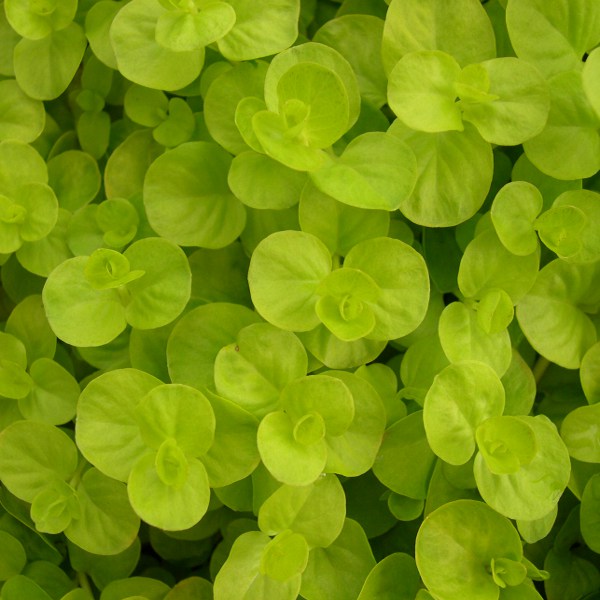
[0,0,600,599]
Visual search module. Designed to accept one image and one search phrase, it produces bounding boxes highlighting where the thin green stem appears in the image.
[77,571,94,598]
[532,356,551,384]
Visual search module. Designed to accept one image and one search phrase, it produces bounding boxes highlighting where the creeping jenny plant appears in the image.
[0,0,600,599]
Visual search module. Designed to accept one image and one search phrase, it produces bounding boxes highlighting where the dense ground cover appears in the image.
[0,0,600,598]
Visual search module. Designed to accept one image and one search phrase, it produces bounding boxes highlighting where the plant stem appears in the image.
[77,571,94,598]
[532,356,551,384]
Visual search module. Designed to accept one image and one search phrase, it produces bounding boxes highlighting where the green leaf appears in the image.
[0,574,53,600]
[581,473,600,553]
[416,500,523,600]
[167,302,262,390]
[424,361,505,465]
[535,204,587,258]
[372,410,437,499]
[389,120,493,227]
[248,230,332,332]
[490,181,543,256]
[382,0,496,74]
[474,415,570,520]
[214,322,307,418]
[0,530,27,581]
[264,42,361,131]
[343,236,429,340]
[66,468,140,556]
[300,519,375,600]
[516,259,600,368]
[135,384,215,456]
[388,50,463,132]
[523,71,600,180]
[155,2,236,51]
[13,23,87,100]
[19,358,79,425]
[259,530,309,582]
[357,553,421,600]
[109,0,204,90]
[128,452,211,531]
[258,410,328,486]
[459,58,550,146]
[583,46,600,118]
[0,79,45,144]
[506,0,600,78]
[258,474,345,548]
[476,288,514,335]
[5,0,77,39]
[438,302,513,377]
[229,151,307,210]
[310,132,417,211]
[144,141,246,248]
[76,368,162,482]
[560,403,600,462]
[124,85,169,128]
[313,15,387,108]
[100,577,171,600]
[0,421,78,503]
[581,342,600,404]
[298,181,390,257]
[217,0,300,61]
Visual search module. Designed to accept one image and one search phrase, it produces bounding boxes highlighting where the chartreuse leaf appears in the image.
[581,342,600,404]
[535,204,587,258]
[155,1,236,52]
[65,468,140,555]
[204,61,268,155]
[506,0,600,78]
[313,15,387,108]
[228,151,307,210]
[100,576,171,600]
[315,268,379,341]
[264,42,360,130]
[0,79,45,144]
[458,229,540,304]
[416,500,526,600]
[248,230,332,332]
[382,0,495,74]
[124,85,169,128]
[501,349,536,417]
[13,23,87,100]
[343,236,429,340]
[216,0,300,62]
[388,51,463,133]
[516,259,600,368]
[459,58,550,146]
[476,288,514,335]
[581,473,600,553]
[389,120,493,227]
[517,506,558,545]
[235,96,268,152]
[300,519,375,600]
[523,71,600,180]
[1,574,53,600]
[0,530,26,581]
[4,0,77,39]
[560,402,600,462]
[424,361,505,465]
[214,322,307,418]
[491,181,543,256]
[109,0,204,90]
[19,358,79,425]
[167,302,262,390]
[310,132,417,211]
[584,46,600,117]
[213,530,302,599]
[84,1,120,69]
[144,141,246,248]
[201,390,260,488]
[0,420,78,503]
[258,474,345,548]
[298,181,390,256]
[372,411,437,500]
[357,553,421,600]
[438,302,513,377]
[43,237,190,347]
[323,370,386,478]
[164,577,213,600]
[258,375,354,485]
[76,369,162,482]
[474,415,570,521]
[545,189,600,263]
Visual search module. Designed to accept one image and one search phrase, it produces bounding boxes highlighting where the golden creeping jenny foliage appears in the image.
[0,0,599,599]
